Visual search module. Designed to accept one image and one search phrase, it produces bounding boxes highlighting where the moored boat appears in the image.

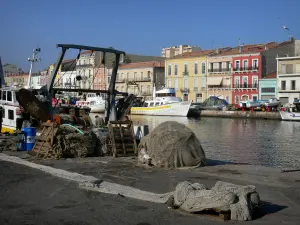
[280,111,300,121]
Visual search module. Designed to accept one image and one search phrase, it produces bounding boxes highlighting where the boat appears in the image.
[280,99,300,121]
[239,100,267,109]
[199,96,228,111]
[0,86,23,133]
[76,93,106,113]
[265,98,281,108]
[130,88,191,117]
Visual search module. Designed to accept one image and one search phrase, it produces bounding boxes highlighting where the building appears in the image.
[39,70,48,86]
[48,59,76,88]
[93,53,164,90]
[259,72,277,100]
[4,73,29,87]
[2,63,22,76]
[31,73,41,88]
[207,48,234,103]
[109,61,165,100]
[165,50,214,102]
[276,56,300,106]
[162,45,201,58]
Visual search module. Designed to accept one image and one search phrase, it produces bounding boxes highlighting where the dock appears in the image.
[200,110,281,120]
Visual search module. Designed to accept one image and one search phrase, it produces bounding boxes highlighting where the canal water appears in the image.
[128,115,300,170]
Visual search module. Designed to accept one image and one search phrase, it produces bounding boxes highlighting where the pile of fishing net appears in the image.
[138,121,206,168]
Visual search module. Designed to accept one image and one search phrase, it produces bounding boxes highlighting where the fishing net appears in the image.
[138,121,206,168]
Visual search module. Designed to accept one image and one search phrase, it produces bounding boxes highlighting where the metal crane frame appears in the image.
[46,44,126,124]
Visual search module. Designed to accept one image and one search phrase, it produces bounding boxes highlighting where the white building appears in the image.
[62,70,79,89]
[31,74,41,88]
[277,56,300,106]
[76,51,102,89]
[161,45,201,58]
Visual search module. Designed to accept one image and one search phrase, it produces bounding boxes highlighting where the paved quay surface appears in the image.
[1,151,300,224]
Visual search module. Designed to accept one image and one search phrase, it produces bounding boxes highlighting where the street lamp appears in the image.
[27,48,41,88]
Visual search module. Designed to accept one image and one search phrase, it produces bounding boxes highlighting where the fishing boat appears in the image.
[130,88,191,117]
[0,87,23,133]
[264,98,281,108]
[76,93,106,113]
[280,100,300,121]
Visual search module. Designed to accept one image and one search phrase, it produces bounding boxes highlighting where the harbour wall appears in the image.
[200,110,281,120]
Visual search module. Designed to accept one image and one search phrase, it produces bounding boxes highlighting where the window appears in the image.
[83,60,86,65]
[286,64,293,74]
[147,85,150,93]
[202,62,206,74]
[252,95,258,101]
[261,87,275,93]
[7,91,12,101]
[218,62,222,72]
[184,78,188,88]
[243,60,248,70]
[243,77,248,88]
[235,61,240,70]
[134,72,137,80]
[89,58,92,65]
[184,64,188,73]
[281,80,286,90]
[252,59,258,69]
[194,63,198,74]
[174,65,178,75]
[174,78,178,90]
[210,63,214,71]
[253,77,258,88]
[141,72,143,80]
[194,78,198,87]
[226,62,230,71]
[8,109,14,120]
[0,90,2,100]
[168,79,172,88]
[108,77,111,84]
[291,80,296,90]
[235,78,240,88]
[127,72,129,79]
[235,96,240,104]
[296,64,300,73]
[89,70,91,76]
[281,64,286,74]
[201,77,206,88]
[140,86,143,93]
[168,65,171,75]
[3,91,6,101]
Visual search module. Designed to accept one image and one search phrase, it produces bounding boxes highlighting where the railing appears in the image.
[233,67,259,71]
[115,79,125,83]
[182,71,189,76]
[76,64,93,68]
[208,68,231,73]
[233,83,259,88]
[180,88,190,93]
[208,85,231,88]
[127,77,151,82]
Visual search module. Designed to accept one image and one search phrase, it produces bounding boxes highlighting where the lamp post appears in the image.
[27,48,41,88]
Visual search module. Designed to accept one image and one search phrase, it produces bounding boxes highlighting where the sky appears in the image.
[0,0,299,72]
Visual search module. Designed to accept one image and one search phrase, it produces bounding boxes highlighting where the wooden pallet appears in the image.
[32,122,58,158]
[108,121,137,157]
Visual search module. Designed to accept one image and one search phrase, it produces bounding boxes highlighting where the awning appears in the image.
[207,77,223,85]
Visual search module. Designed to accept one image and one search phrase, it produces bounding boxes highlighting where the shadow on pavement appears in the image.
[254,201,288,219]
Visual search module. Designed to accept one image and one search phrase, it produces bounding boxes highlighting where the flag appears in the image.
[283,25,289,30]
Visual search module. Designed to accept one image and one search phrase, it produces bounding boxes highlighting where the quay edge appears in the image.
[200,110,281,120]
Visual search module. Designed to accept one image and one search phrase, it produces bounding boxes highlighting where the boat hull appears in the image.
[90,103,105,113]
[130,101,191,117]
[280,111,300,121]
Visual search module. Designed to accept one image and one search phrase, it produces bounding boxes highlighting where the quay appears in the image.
[200,110,281,120]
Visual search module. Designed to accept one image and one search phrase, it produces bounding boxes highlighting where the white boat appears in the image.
[76,93,106,113]
[239,100,267,108]
[265,98,281,108]
[130,88,191,117]
[0,87,23,133]
[280,111,300,121]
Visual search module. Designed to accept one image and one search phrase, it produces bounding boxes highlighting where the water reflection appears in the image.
[130,115,300,169]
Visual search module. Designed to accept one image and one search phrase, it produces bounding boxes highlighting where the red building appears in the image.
[232,52,261,104]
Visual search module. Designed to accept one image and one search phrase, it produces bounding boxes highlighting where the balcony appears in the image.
[208,68,231,73]
[208,85,232,89]
[233,83,259,89]
[180,88,190,93]
[233,67,259,72]
[76,64,93,68]
[127,77,151,82]
[182,71,189,76]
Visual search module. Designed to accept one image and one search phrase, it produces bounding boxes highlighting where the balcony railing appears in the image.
[208,85,231,89]
[233,67,259,72]
[115,79,125,83]
[180,88,190,93]
[76,64,93,68]
[233,83,259,88]
[208,68,231,73]
[127,77,151,82]
[182,71,189,76]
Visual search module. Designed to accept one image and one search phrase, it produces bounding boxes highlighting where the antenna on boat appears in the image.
[27,48,41,88]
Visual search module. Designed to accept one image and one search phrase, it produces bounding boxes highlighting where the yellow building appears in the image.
[48,63,62,87]
[165,50,214,102]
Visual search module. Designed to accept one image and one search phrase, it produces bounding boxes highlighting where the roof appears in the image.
[171,49,216,59]
[262,72,277,79]
[119,61,164,69]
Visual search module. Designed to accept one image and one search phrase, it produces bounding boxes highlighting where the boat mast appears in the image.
[27,48,41,88]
